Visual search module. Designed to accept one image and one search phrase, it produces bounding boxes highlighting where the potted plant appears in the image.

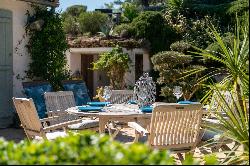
[93,45,131,90]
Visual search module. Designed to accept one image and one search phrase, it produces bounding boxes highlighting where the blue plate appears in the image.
[178,101,193,104]
[87,102,110,107]
[77,106,103,112]
[140,106,153,113]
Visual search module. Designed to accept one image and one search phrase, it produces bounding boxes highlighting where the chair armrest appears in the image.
[43,119,83,131]
[40,116,60,123]
[128,122,149,136]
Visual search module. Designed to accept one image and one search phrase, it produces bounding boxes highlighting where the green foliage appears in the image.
[151,46,205,102]
[61,5,87,36]
[170,40,193,54]
[0,131,176,165]
[183,17,249,164]
[93,46,131,89]
[62,5,87,18]
[122,2,140,22]
[79,12,109,35]
[205,87,249,165]
[131,11,177,54]
[99,18,114,38]
[113,23,134,38]
[26,7,70,91]
[187,18,249,97]
[62,15,81,36]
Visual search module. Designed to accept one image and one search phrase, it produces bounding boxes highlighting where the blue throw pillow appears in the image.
[63,82,91,106]
[23,84,52,119]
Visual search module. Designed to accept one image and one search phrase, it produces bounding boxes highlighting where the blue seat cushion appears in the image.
[178,100,193,104]
[63,81,91,106]
[87,102,110,107]
[140,106,153,113]
[23,82,52,119]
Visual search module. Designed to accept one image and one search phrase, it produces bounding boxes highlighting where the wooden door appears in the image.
[135,54,143,81]
[0,9,13,128]
[81,54,94,97]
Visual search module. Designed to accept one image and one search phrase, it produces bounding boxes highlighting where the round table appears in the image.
[66,104,152,134]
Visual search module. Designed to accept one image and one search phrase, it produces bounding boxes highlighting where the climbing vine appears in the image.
[25,6,70,91]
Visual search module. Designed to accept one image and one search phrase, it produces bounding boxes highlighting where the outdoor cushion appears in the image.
[201,129,222,142]
[178,101,193,104]
[62,80,91,106]
[35,131,67,140]
[77,106,103,112]
[87,102,110,107]
[22,82,52,119]
[68,119,99,130]
[140,106,153,113]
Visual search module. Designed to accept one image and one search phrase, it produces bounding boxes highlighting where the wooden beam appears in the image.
[17,0,59,7]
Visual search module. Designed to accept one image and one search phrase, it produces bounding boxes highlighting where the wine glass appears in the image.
[103,86,112,102]
[173,86,183,102]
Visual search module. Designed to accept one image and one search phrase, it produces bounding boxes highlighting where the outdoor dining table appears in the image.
[66,102,212,134]
[66,104,152,133]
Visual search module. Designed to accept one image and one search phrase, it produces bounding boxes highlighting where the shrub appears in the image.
[26,6,70,91]
[113,24,134,38]
[93,46,131,90]
[170,40,193,54]
[0,131,176,165]
[121,2,140,23]
[0,131,219,165]
[79,12,109,35]
[62,15,81,36]
[131,11,177,54]
[151,50,205,102]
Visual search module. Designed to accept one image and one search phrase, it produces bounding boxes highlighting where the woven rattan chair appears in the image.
[128,103,203,160]
[13,98,82,141]
[44,91,99,131]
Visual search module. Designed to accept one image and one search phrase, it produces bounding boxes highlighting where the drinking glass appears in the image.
[173,86,183,102]
[103,86,112,102]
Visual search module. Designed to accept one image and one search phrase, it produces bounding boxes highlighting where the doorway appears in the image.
[81,54,94,97]
[135,54,143,81]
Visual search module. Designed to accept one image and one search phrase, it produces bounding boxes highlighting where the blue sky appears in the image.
[57,0,115,12]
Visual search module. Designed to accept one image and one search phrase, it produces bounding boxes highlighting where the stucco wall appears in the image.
[0,0,33,97]
[66,47,151,95]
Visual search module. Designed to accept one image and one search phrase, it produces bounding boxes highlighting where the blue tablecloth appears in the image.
[87,102,110,107]
[140,106,153,113]
[77,106,103,112]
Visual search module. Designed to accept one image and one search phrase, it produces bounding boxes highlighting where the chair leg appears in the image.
[177,153,184,161]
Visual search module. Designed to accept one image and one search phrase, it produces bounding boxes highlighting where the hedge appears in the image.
[0,131,218,165]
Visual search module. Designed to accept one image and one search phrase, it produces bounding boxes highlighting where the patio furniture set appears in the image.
[12,74,233,160]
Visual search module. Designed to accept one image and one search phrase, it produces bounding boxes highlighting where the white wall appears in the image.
[0,0,33,97]
[66,47,151,93]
